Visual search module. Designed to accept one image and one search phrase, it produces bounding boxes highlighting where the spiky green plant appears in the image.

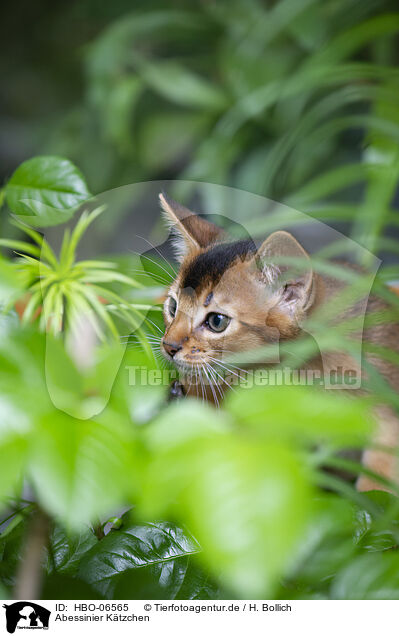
[0,206,156,351]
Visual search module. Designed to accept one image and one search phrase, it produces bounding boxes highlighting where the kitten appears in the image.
[159,193,399,491]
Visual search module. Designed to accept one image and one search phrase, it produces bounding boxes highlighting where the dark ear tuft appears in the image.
[159,192,223,261]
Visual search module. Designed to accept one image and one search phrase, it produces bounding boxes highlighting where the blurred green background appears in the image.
[2,0,399,602]
[2,0,399,261]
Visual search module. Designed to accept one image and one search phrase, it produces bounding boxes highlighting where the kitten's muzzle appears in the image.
[163,340,182,358]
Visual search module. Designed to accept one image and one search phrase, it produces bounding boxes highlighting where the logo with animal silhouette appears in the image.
[3,602,50,633]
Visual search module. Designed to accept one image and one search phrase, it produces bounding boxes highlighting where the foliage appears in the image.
[1,182,155,344]
[1,355,399,599]
[5,156,92,227]
[1,0,399,602]
[3,0,399,246]
[0,298,396,599]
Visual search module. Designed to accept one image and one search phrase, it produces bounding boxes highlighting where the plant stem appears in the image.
[14,509,50,600]
[93,518,105,540]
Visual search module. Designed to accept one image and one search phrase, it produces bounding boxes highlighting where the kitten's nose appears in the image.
[163,341,182,358]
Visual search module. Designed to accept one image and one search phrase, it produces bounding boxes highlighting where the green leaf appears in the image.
[45,335,128,419]
[0,507,33,589]
[139,112,210,170]
[225,385,372,446]
[44,338,84,415]
[287,495,357,590]
[0,394,33,508]
[5,156,92,227]
[182,439,311,598]
[77,517,200,598]
[140,402,312,597]
[0,258,23,304]
[0,239,41,258]
[137,59,228,110]
[86,10,211,80]
[11,220,58,267]
[312,14,399,67]
[28,411,136,529]
[47,525,98,576]
[286,163,371,207]
[354,491,399,552]
[0,435,28,507]
[61,206,104,269]
[143,401,232,453]
[101,76,143,154]
[0,329,50,417]
[112,558,218,600]
[0,581,10,600]
[41,573,102,600]
[331,552,399,599]
[174,560,220,600]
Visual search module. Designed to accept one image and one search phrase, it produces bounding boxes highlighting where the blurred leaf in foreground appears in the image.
[139,401,313,598]
[225,384,373,446]
[332,551,399,599]
[0,257,23,304]
[28,410,137,529]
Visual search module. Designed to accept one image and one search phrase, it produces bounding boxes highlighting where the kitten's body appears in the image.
[159,193,399,491]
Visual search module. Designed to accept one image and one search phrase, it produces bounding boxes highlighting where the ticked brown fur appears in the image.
[159,193,399,492]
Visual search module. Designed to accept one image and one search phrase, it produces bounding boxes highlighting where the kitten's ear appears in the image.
[159,192,223,261]
[256,231,314,314]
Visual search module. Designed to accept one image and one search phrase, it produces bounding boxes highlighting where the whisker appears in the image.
[202,364,214,403]
[209,364,236,393]
[208,359,246,380]
[207,348,250,366]
[206,364,226,402]
[129,270,170,286]
[129,247,175,279]
[279,346,311,366]
[134,235,178,277]
[139,254,174,281]
[120,333,162,341]
[208,355,249,377]
[199,366,206,403]
[183,371,193,397]
[142,317,164,334]
[129,267,170,281]
[204,363,220,408]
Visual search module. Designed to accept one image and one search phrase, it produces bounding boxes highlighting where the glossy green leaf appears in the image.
[174,561,220,600]
[354,491,399,552]
[78,517,200,598]
[41,573,102,600]
[5,157,92,227]
[47,525,98,576]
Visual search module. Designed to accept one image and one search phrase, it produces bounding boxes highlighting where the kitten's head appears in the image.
[159,193,315,371]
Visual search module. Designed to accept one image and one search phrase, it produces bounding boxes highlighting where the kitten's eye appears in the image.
[167,296,177,318]
[205,313,230,333]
